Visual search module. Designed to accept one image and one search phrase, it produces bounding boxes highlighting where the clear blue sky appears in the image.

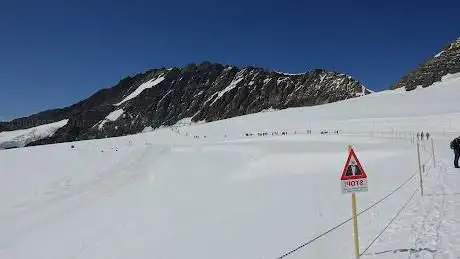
[0,0,458,120]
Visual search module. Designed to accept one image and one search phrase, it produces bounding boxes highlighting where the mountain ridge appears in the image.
[392,37,460,91]
[0,62,370,147]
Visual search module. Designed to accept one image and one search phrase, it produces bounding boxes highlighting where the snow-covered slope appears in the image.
[177,72,460,139]
[2,63,371,145]
[1,76,460,259]
[392,37,460,91]
[0,119,68,148]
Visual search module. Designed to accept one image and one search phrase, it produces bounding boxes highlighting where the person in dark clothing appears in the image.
[426,132,430,140]
[455,149,460,168]
[450,136,460,168]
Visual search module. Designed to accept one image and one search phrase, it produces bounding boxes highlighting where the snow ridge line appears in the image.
[277,172,419,259]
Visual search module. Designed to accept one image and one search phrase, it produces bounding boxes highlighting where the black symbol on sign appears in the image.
[345,159,362,176]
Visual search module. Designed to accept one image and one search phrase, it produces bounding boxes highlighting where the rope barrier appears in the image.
[359,139,437,255]
[278,135,437,258]
[360,188,419,256]
[277,172,418,259]
[174,125,439,258]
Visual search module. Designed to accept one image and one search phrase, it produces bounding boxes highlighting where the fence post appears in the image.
[417,141,424,196]
[431,138,436,168]
[351,192,360,259]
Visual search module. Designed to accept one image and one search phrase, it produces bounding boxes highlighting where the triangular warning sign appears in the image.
[341,148,367,180]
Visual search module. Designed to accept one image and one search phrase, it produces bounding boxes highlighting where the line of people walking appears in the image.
[416,131,430,141]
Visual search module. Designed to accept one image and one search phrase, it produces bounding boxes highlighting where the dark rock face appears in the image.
[0,122,15,148]
[4,108,71,132]
[2,63,370,147]
[392,38,460,91]
[0,122,7,132]
[0,141,19,150]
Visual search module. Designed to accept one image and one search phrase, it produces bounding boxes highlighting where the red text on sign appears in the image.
[343,179,366,187]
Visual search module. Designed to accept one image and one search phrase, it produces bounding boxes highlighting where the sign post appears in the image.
[341,145,368,259]
[351,192,359,259]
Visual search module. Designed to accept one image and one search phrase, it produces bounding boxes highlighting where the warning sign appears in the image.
[341,147,368,193]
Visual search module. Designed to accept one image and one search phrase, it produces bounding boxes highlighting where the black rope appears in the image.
[276,132,436,259]
[277,172,418,259]
[360,188,419,256]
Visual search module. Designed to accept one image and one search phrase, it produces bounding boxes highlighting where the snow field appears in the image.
[0,130,436,259]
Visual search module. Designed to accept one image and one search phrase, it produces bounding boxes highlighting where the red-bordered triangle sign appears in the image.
[341,148,367,180]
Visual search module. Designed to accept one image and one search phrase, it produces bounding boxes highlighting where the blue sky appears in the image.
[0,0,458,120]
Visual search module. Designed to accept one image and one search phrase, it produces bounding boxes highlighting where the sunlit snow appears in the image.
[1,75,460,259]
[115,75,165,106]
[98,109,124,129]
[0,119,68,148]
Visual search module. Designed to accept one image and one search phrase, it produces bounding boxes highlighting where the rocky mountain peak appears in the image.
[1,62,371,147]
[392,37,460,91]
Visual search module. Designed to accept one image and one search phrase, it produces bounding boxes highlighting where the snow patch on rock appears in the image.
[116,74,165,106]
[0,119,68,148]
[98,109,124,130]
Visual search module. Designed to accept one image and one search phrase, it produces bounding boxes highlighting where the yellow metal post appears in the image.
[352,192,360,259]
[348,145,360,259]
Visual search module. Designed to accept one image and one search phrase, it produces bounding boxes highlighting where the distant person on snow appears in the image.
[421,132,424,140]
[426,132,430,140]
[450,136,460,168]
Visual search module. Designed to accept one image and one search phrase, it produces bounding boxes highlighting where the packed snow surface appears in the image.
[115,74,165,106]
[1,74,460,259]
